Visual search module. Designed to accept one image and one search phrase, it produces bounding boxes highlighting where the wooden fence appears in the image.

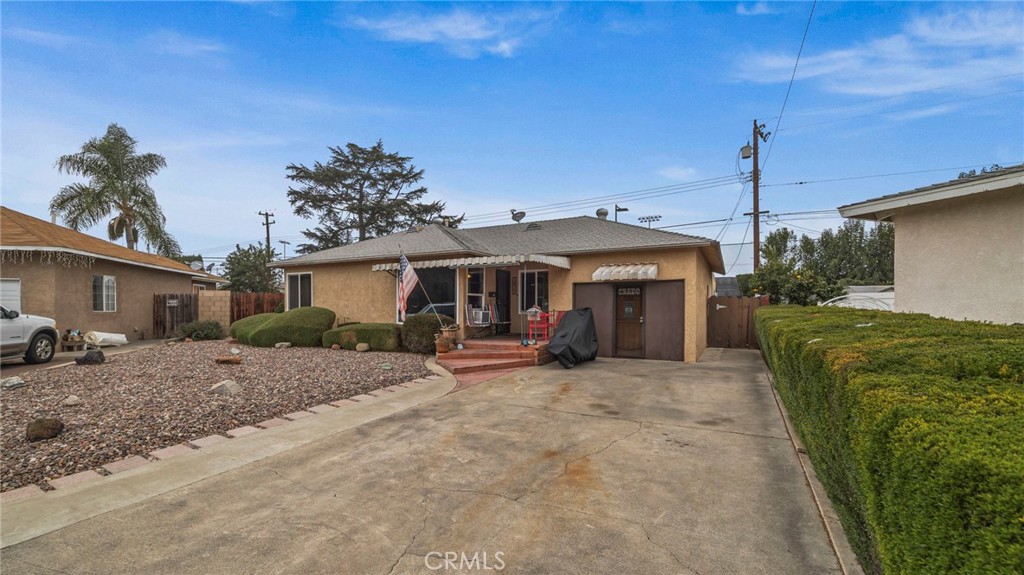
[153,293,199,339]
[231,292,284,323]
[706,295,770,349]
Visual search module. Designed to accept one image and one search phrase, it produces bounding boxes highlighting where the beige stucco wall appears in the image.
[892,187,1024,324]
[2,256,194,339]
[289,246,717,361]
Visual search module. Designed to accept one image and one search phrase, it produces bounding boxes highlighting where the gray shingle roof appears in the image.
[277,215,724,272]
[838,163,1024,213]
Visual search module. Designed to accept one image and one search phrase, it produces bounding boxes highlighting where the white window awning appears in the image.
[592,263,658,282]
[372,254,571,272]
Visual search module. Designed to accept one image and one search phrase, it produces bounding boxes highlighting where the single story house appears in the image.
[838,164,1023,324]
[1,206,225,339]
[274,214,725,362]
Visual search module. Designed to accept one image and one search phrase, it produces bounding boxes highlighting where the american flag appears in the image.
[397,252,419,322]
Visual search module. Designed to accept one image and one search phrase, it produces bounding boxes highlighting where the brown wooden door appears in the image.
[644,281,685,361]
[706,295,769,349]
[615,285,644,358]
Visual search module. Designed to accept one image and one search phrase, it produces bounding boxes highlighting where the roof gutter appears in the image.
[839,170,1024,221]
[1,246,200,278]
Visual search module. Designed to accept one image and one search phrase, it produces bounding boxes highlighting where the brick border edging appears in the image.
[0,371,448,504]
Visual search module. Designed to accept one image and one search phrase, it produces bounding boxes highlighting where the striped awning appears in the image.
[371,254,571,271]
[591,263,658,282]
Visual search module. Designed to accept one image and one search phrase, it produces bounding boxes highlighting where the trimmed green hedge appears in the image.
[229,313,277,341]
[401,313,455,354]
[755,306,1024,575]
[232,307,336,348]
[322,323,402,351]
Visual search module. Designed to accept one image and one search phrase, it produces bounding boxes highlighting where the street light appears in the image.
[614,204,629,222]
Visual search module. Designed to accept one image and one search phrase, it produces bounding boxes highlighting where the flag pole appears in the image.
[397,246,447,327]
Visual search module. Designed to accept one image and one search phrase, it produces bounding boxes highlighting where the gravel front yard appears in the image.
[1,341,432,492]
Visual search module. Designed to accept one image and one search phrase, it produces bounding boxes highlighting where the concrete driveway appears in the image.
[1,349,843,574]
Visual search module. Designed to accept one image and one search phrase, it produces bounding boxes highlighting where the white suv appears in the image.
[0,305,58,364]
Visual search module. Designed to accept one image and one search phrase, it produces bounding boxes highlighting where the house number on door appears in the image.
[617,287,640,296]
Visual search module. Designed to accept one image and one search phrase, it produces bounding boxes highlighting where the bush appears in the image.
[400,314,455,354]
[229,313,277,341]
[322,323,402,351]
[755,306,1024,575]
[234,307,336,348]
[179,320,224,340]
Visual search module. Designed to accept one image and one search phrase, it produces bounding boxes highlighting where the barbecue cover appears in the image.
[547,307,598,369]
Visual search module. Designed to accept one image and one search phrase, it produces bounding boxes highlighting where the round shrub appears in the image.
[229,313,278,342]
[179,320,224,341]
[247,306,337,348]
[401,314,455,354]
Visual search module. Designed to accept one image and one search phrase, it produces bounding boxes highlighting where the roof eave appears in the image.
[838,170,1024,221]
[1,245,199,277]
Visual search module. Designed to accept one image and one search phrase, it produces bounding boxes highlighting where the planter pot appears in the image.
[435,339,451,354]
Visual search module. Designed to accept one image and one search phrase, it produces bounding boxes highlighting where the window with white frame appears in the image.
[287,273,312,309]
[467,268,484,309]
[92,275,116,312]
[519,270,548,312]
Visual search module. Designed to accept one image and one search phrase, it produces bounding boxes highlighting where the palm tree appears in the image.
[51,123,181,257]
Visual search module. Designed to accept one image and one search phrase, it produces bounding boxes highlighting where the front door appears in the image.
[495,270,511,334]
[614,285,644,358]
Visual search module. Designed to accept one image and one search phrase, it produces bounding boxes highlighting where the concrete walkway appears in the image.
[1,349,851,575]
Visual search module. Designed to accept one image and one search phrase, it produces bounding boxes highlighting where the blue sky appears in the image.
[2,1,1021,274]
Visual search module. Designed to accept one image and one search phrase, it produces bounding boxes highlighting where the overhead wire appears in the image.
[725,217,753,276]
[760,0,816,172]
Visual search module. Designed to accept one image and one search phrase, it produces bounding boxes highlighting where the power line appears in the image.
[725,217,753,276]
[762,163,1022,188]
[760,0,816,173]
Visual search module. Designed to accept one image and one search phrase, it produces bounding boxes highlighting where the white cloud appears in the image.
[736,2,774,17]
[658,166,699,181]
[347,7,560,58]
[734,6,1023,98]
[146,30,227,57]
[4,27,81,49]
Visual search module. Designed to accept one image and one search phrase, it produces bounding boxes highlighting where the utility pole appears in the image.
[257,211,275,259]
[741,120,770,271]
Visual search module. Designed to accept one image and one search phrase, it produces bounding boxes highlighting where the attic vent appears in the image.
[525,222,542,231]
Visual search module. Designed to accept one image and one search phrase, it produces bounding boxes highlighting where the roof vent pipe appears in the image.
[596,208,609,220]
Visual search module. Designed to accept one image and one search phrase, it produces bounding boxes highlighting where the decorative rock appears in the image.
[1,376,27,390]
[355,343,370,352]
[379,362,393,370]
[62,395,84,406]
[331,344,341,350]
[184,337,194,343]
[229,347,242,355]
[274,342,292,349]
[209,380,242,396]
[215,355,242,365]
[26,417,64,442]
[75,350,105,365]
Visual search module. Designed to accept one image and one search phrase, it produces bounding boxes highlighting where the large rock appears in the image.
[1,377,26,390]
[62,395,84,406]
[215,355,242,365]
[355,343,370,352]
[210,380,242,396]
[274,342,292,349]
[75,350,105,365]
[331,344,341,351]
[26,418,64,442]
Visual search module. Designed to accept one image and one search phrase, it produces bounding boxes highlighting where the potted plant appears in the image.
[434,333,451,354]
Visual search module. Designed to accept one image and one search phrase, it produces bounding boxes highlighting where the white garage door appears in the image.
[1,278,22,312]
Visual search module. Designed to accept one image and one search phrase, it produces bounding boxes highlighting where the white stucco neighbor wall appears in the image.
[893,187,1024,324]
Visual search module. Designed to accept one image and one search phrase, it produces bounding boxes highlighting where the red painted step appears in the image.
[437,357,535,375]
[437,349,535,361]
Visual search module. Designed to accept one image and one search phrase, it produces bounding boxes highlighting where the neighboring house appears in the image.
[838,165,1024,324]
[0,206,225,339]
[274,214,725,362]
[714,276,742,297]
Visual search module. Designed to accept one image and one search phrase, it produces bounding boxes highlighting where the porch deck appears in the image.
[436,336,554,375]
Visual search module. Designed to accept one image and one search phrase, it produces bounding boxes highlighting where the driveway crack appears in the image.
[385,493,430,575]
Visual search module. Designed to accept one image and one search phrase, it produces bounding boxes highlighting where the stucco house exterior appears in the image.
[1,206,224,340]
[838,165,1024,324]
[274,214,725,362]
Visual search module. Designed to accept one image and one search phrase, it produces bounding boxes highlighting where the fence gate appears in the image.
[154,293,199,338]
[707,295,769,349]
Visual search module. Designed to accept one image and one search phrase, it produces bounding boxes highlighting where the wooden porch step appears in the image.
[437,357,535,375]
[437,349,536,361]
[461,339,548,351]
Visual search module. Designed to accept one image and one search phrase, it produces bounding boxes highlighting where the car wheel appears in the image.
[25,333,55,364]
